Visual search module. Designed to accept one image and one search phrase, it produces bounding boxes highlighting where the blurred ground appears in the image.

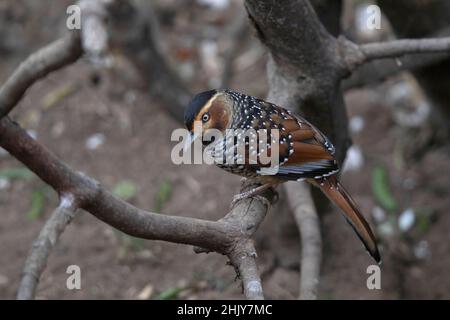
[0,0,449,299]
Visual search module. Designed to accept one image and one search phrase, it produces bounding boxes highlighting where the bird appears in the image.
[183,89,381,263]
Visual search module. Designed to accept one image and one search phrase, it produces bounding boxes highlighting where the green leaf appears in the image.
[0,167,35,180]
[112,180,137,201]
[26,189,46,220]
[417,215,430,234]
[416,208,433,235]
[154,180,172,212]
[155,286,186,300]
[372,166,397,212]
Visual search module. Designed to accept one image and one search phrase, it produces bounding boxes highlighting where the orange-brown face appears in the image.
[185,90,232,135]
[193,94,231,134]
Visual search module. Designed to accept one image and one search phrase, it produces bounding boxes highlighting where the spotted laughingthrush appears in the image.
[184,89,380,263]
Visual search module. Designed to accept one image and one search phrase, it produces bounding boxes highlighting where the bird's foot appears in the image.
[230,183,275,208]
[230,191,252,207]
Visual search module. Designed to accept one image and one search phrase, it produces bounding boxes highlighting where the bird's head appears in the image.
[184,89,233,146]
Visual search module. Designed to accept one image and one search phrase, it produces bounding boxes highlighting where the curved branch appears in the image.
[284,182,322,300]
[0,116,273,298]
[0,0,274,300]
[0,0,116,119]
[17,196,78,300]
[0,33,82,119]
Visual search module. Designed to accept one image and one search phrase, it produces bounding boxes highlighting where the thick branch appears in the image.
[309,0,342,37]
[0,33,82,118]
[0,116,227,248]
[223,188,272,300]
[284,182,322,300]
[245,0,339,74]
[17,197,78,300]
[229,240,264,300]
[0,116,273,298]
[245,0,349,165]
[0,0,273,300]
[245,0,334,300]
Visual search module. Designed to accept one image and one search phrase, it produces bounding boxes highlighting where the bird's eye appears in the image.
[202,113,210,123]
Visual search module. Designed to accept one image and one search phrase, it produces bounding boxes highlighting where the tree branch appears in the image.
[11,0,450,300]
[0,0,117,119]
[341,25,450,90]
[284,182,322,300]
[229,240,264,300]
[340,36,450,73]
[0,33,82,119]
[0,115,274,298]
[223,186,272,300]
[342,51,449,90]
[0,0,272,300]
[244,0,339,300]
[17,196,78,300]
[245,0,350,165]
[361,37,450,60]
[79,0,113,62]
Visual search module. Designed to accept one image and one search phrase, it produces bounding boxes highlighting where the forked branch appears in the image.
[5,0,450,301]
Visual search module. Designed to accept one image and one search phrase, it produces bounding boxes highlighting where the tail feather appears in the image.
[313,176,381,263]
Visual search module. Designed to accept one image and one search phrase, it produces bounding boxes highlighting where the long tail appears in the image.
[310,176,381,263]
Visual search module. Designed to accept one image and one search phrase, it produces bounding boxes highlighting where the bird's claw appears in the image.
[230,193,249,208]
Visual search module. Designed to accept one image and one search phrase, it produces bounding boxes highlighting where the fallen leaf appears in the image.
[42,83,78,110]
[136,284,154,300]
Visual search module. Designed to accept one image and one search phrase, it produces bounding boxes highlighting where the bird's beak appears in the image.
[183,132,200,153]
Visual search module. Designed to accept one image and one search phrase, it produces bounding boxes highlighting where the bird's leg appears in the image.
[231,183,274,207]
